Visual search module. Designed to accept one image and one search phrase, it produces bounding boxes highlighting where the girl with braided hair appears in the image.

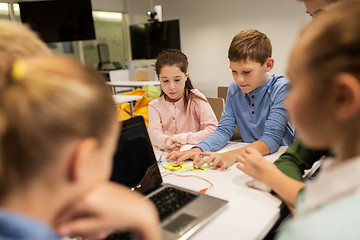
[148,49,218,152]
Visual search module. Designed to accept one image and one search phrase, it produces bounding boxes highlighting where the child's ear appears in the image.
[264,58,274,72]
[67,138,98,183]
[333,73,360,121]
[186,70,189,79]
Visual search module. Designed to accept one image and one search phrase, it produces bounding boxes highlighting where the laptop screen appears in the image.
[110,116,163,195]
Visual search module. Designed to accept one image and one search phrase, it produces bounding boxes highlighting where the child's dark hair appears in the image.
[155,49,205,109]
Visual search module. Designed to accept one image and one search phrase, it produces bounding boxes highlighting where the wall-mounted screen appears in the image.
[130,20,181,60]
[19,0,96,43]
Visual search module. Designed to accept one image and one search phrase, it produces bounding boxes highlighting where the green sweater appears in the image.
[274,139,332,182]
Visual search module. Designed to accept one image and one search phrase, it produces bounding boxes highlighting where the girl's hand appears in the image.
[236,147,277,183]
[56,182,161,240]
[166,147,203,166]
[164,137,182,153]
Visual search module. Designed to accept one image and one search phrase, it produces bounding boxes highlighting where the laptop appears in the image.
[108,116,228,240]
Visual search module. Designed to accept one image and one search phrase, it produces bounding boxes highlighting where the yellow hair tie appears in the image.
[11,60,27,81]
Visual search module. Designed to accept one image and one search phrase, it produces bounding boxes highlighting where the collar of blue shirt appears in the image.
[0,208,60,240]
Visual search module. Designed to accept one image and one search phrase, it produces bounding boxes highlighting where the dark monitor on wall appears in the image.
[130,19,181,60]
[19,0,96,43]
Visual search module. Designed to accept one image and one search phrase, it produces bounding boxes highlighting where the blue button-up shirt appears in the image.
[0,208,60,240]
[196,74,294,153]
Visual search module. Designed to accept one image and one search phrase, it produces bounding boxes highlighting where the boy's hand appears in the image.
[56,182,161,240]
[166,147,202,166]
[196,151,237,170]
[236,147,276,183]
[164,137,182,153]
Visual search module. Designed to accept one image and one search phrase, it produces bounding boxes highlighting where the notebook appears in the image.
[109,116,228,240]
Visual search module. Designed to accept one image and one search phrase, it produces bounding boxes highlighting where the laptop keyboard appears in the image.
[103,187,197,240]
[149,186,197,221]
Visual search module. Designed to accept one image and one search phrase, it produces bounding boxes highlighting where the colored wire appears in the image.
[157,151,214,193]
[162,172,214,194]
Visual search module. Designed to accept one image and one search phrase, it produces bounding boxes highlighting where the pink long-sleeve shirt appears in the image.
[148,89,218,150]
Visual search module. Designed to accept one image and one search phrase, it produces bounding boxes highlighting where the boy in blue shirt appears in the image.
[166,29,294,169]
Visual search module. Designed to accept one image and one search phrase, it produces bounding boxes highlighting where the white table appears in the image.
[108,81,161,95]
[112,95,142,118]
[154,142,287,240]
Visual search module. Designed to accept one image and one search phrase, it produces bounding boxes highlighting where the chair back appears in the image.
[134,71,150,81]
[97,43,111,68]
[207,97,224,122]
[217,86,228,101]
[217,86,242,141]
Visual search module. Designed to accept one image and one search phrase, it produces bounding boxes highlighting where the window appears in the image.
[1,2,129,70]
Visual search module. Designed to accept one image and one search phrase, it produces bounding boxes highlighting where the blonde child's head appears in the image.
[293,0,360,96]
[286,0,360,155]
[0,20,51,60]
[0,20,51,90]
[0,56,118,198]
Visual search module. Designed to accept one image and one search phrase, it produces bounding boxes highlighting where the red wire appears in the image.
[162,172,214,193]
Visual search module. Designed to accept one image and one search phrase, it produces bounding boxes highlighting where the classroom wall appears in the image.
[91,0,125,12]
[123,0,310,97]
[10,0,309,97]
